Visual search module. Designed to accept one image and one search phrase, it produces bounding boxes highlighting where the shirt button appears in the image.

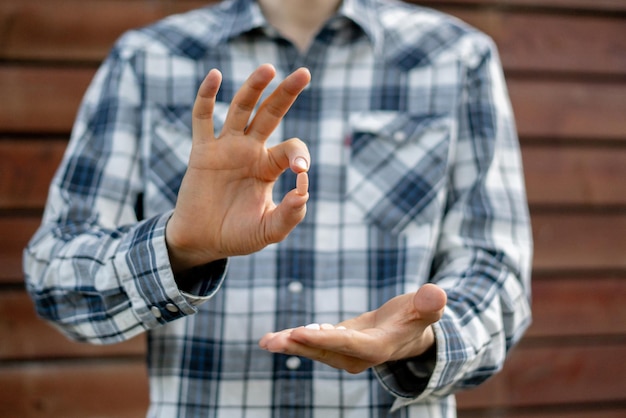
[286,356,301,370]
[150,306,162,318]
[165,303,179,313]
[393,131,407,142]
[288,281,303,294]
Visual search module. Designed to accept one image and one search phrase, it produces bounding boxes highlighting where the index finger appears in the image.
[220,64,278,136]
[245,67,311,141]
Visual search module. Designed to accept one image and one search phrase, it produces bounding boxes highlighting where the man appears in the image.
[24,0,532,416]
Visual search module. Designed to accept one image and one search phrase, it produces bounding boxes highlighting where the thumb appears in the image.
[413,283,447,324]
[261,171,309,245]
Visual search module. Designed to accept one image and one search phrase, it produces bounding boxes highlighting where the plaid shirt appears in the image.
[24,0,532,416]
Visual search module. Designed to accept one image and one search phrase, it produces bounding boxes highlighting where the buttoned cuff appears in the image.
[177,258,229,306]
[115,212,227,329]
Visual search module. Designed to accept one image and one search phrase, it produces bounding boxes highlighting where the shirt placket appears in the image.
[270,43,321,418]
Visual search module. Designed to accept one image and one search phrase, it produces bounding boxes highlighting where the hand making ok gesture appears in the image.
[166,64,312,273]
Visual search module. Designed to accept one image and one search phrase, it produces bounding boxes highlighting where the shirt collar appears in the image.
[339,0,384,48]
[218,0,384,50]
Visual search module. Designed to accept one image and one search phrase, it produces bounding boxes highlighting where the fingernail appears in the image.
[294,157,308,171]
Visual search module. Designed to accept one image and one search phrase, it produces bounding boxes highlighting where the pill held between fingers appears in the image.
[296,172,308,196]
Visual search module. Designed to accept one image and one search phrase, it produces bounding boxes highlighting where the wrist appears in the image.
[165,215,223,274]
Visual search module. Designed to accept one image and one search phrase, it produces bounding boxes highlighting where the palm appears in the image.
[259,284,447,374]
[196,142,282,252]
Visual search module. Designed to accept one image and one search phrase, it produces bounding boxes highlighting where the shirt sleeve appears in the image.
[23,42,226,345]
[374,34,533,409]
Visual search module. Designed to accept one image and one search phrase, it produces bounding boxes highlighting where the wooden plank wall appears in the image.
[1,0,625,416]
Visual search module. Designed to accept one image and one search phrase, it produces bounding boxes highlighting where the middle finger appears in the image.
[246,67,311,141]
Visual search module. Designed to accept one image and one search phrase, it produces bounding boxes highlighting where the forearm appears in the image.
[434,256,531,387]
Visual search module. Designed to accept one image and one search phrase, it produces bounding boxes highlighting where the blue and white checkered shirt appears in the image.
[24,0,532,416]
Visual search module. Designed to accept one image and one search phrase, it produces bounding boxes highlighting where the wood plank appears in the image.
[459,407,626,418]
[0,360,149,418]
[2,1,625,76]
[531,212,626,272]
[0,139,67,210]
[0,291,146,360]
[509,78,626,140]
[456,343,626,409]
[0,66,92,134]
[527,276,626,338]
[2,66,625,140]
[0,0,208,62]
[0,216,40,283]
[423,0,626,12]
[496,0,626,12]
[451,10,626,76]
[521,143,626,207]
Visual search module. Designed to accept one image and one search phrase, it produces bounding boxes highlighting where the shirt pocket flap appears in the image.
[153,101,231,138]
[151,101,231,160]
[146,102,231,210]
[346,111,452,234]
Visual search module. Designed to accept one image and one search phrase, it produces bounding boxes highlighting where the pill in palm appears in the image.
[304,323,344,330]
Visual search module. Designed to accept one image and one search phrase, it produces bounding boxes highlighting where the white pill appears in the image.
[305,323,321,330]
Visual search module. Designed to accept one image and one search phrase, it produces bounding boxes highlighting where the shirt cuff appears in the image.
[374,336,438,399]
[115,213,227,329]
[177,258,229,307]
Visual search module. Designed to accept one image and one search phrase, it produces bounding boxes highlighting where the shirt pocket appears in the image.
[145,102,231,212]
[345,111,452,234]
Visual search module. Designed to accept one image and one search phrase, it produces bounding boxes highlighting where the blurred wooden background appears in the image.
[1,0,625,416]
